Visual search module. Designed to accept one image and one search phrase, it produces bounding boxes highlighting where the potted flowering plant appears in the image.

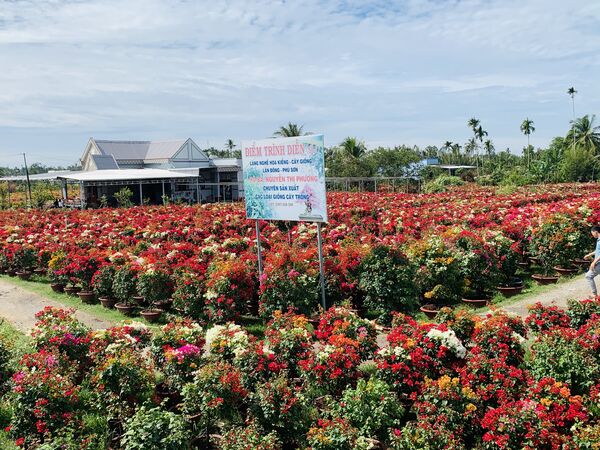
[112,265,138,316]
[357,244,418,321]
[452,230,502,307]
[70,255,101,303]
[529,219,564,283]
[92,265,117,308]
[408,235,463,317]
[47,251,69,292]
[136,268,173,322]
[204,257,256,323]
[13,245,37,280]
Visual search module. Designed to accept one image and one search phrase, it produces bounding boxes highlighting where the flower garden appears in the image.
[0,184,599,448]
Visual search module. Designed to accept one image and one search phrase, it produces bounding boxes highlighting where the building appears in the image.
[1,138,243,207]
[76,138,242,205]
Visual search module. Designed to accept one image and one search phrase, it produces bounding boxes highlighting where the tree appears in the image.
[365,146,421,177]
[273,122,305,137]
[339,137,367,159]
[520,118,535,168]
[483,139,495,156]
[567,87,577,151]
[567,87,577,118]
[468,118,482,175]
[568,115,600,153]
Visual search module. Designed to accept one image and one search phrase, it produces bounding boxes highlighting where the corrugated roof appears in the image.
[91,154,120,170]
[94,139,187,161]
[58,169,197,182]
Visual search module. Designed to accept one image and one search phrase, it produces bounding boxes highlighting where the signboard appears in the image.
[242,134,327,222]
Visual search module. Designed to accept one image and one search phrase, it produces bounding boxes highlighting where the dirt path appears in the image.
[0,279,114,334]
[488,275,591,318]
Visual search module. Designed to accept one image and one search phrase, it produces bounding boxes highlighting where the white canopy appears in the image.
[58,169,197,182]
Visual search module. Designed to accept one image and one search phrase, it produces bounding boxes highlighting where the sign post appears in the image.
[316,221,326,310]
[255,219,263,283]
[242,134,328,309]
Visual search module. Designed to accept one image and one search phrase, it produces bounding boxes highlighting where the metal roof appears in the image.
[58,169,197,182]
[91,154,119,170]
[437,165,477,169]
[94,139,187,161]
[1,170,78,182]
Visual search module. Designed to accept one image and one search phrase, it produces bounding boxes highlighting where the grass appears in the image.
[0,274,160,329]
[0,317,32,359]
[483,268,584,312]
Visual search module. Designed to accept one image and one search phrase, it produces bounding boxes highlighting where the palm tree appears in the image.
[567,87,577,118]
[568,115,600,153]
[468,118,481,175]
[520,118,535,168]
[483,139,495,156]
[273,122,305,137]
[339,137,366,159]
[567,87,577,151]
[224,139,236,157]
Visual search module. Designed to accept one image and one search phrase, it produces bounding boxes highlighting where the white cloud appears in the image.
[0,0,598,166]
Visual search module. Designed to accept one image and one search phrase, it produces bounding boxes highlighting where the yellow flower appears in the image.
[540,397,552,407]
[465,403,477,413]
[424,291,434,299]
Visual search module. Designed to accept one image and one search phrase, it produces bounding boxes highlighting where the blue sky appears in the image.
[0,0,599,167]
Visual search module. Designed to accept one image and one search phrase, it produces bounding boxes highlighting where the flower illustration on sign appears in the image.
[299,184,320,214]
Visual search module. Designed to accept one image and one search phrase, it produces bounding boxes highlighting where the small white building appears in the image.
[77,138,242,205]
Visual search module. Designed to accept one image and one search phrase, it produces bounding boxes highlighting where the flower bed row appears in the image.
[1,297,599,449]
[1,185,598,322]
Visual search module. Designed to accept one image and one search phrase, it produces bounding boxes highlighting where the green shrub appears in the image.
[358,245,417,321]
[219,422,281,449]
[114,187,134,208]
[121,406,190,450]
[423,175,464,193]
[567,298,600,328]
[334,377,404,441]
[528,330,600,395]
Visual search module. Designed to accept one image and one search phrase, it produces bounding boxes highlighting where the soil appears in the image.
[0,278,114,333]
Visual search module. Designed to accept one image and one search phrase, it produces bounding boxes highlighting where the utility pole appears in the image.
[22,153,32,208]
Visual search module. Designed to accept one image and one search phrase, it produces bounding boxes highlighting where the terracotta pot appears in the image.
[155,298,173,312]
[517,261,530,270]
[132,295,146,306]
[16,271,32,281]
[553,266,579,276]
[99,297,117,308]
[78,291,96,304]
[140,309,162,323]
[33,268,47,275]
[154,383,181,410]
[7,269,17,277]
[497,285,524,297]
[64,286,81,296]
[532,274,559,285]
[529,256,541,265]
[419,304,441,319]
[572,259,590,268]
[115,302,136,316]
[50,283,65,293]
[461,297,491,308]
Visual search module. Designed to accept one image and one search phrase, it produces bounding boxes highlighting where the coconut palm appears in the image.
[568,115,600,153]
[520,118,535,168]
[567,87,577,151]
[273,122,305,137]
[467,118,481,175]
[567,87,577,118]
[339,137,367,159]
[483,139,495,156]
[225,139,236,151]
